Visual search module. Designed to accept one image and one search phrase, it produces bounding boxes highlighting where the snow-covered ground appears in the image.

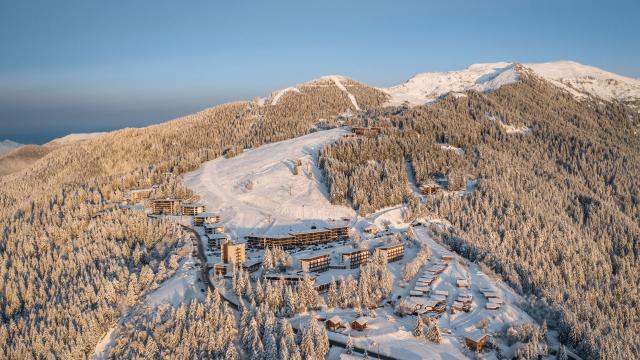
[382,62,520,106]
[526,60,640,105]
[90,238,203,359]
[183,128,355,242]
[381,61,640,108]
[182,127,555,359]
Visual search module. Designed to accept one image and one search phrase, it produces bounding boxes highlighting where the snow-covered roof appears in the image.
[464,329,487,343]
[327,315,344,324]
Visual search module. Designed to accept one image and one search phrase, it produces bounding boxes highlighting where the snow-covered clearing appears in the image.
[183,128,355,242]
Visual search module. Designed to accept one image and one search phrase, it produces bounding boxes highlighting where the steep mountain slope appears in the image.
[0,139,22,155]
[1,61,638,360]
[383,61,640,109]
[526,60,640,108]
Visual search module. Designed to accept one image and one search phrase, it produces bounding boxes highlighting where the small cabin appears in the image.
[351,126,382,137]
[456,278,471,288]
[420,183,441,195]
[485,303,501,310]
[441,254,454,262]
[464,331,488,352]
[351,317,368,331]
[326,316,347,331]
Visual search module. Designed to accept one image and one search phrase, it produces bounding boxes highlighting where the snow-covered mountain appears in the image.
[0,140,23,155]
[46,132,108,146]
[381,61,640,108]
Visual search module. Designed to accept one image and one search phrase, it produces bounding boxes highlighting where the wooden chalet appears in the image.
[420,183,441,195]
[351,126,382,137]
[464,331,488,352]
[351,317,368,331]
[325,316,347,331]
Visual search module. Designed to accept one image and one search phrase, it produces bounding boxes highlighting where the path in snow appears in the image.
[329,76,361,111]
[270,86,301,105]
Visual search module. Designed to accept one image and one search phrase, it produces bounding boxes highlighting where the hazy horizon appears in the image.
[1,0,639,144]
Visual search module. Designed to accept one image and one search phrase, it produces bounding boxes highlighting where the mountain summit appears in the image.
[381,61,640,108]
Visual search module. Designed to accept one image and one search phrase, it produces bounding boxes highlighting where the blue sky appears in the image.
[1,0,638,144]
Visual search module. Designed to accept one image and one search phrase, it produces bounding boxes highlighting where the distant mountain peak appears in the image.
[381,60,640,108]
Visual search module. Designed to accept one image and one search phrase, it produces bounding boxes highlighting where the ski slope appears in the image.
[183,128,355,241]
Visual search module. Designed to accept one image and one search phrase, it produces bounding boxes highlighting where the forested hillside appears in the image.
[0,80,386,359]
[319,71,640,359]
[1,65,638,359]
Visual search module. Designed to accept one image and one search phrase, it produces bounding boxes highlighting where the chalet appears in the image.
[414,286,429,293]
[300,254,330,273]
[464,331,488,352]
[376,244,404,263]
[207,233,230,249]
[325,316,347,331]
[351,317,368,331]
[410,290,424,297]
[204,222,225,234]
[420,183,441,195]
[193,212,221,227]
[351,127,381,137]
[222,242,245,265]
[151,198,180,215]
[485,303,501,310]
[128,188,154,204]
[441,254,454,262]
[181,203,206,216]
[341,248,369,269]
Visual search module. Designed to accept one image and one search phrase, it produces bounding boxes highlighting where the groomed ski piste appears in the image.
[182,128,557,359]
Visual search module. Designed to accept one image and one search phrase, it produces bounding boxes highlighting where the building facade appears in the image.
[181,203,206,216]
[299,254,330,273]
[341,249,369,269]
[193,212,222,227]
[151,199,180,215]
[376,244,404,263]
[246,225,350,249]
[222,242,246,265]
